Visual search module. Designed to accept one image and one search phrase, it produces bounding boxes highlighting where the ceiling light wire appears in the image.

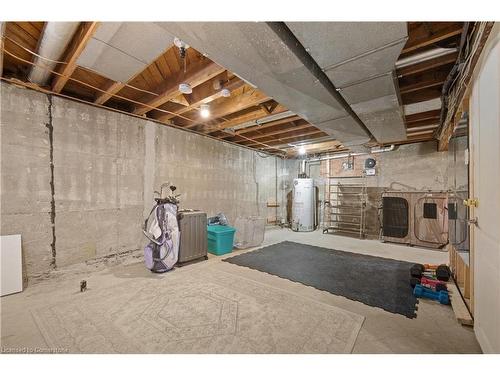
[2,35,160,97]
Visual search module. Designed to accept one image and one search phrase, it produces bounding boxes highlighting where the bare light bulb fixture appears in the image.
[175,37,192,94]
[179,83,192,94]
[200,104,210,118]
[221,88,231,97]
[298,146,306,155]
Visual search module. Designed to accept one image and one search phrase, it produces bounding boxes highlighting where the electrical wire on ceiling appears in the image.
[438,22,491,139]
[1,44,287,156]
[2,46,198,123]
[2,35,161,98]
[3,30,321,155]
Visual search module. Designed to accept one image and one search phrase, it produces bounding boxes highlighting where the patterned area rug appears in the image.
[31,264,364,353]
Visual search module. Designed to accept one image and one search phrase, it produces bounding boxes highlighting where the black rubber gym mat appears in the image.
[223,241,418,318]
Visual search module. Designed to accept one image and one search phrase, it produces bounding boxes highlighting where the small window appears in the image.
[423,203,437,219]
[448,203,458,220]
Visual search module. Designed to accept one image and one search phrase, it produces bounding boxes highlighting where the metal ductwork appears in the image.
[286,22,408,144]
[77,22,175,83]
[156,22,408,146]
[396,47,457,68]
[231,110,295,131]
[28,22,80,85]
[155,22,371,146]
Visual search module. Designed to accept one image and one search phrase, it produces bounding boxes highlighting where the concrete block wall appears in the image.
[0,82,294,280]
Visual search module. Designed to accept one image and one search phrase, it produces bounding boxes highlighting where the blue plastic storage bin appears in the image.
[207,225,236,255]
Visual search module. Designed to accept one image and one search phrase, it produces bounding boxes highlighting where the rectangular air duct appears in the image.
[286,22,408,143]
[155,22,373,146]
[77,22,175,83]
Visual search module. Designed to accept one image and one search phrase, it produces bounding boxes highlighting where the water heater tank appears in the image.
[292,178,315,232]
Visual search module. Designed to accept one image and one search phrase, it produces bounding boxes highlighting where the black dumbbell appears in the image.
[436,265,451,282]
[410,264,425,278]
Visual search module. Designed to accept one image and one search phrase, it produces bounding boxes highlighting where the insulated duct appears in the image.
[156,22,408,145]
[77,22,175,83]
[286,22,408,143]
[155,22,373,146]
[28,22,80,85]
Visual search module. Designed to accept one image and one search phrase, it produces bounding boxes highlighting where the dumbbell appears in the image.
[410,264,425,278]
[413,284,449,305]
[410,276,447,291]
[435,265,451,282]
[410,263,451,282]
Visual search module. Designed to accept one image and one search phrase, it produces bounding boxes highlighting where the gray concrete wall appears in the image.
[0,83,53,279]
[0,82,292,280]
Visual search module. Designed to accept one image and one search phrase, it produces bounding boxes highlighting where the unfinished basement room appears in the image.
[1,2,500,369]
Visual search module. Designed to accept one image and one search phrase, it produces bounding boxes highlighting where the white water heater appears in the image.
[291,178,315,232]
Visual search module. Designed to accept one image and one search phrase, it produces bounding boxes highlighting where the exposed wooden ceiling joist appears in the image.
[242,128,326,147]
[284,140,342,156]
[235,115,302,135]
[401,87,442,105]
[399,69,449,95]
[133,59,225,115]
[0,22,6,77]
[182,88,271,130]
[207,104,289,135]
[397,52,458,77]
[402,22,463,55]
[151,73,244,122]
[232,122,311,143]
[52,22,99,93]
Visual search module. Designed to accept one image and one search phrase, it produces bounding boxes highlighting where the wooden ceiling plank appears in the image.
[405,109,441,124]
[406,118,440,129]
[94,81,126,105]
[205,103,288,133]
[241,128,325,147]
[133,59,225,116]
[233,123,312,143]
[183,88,270,129]
[0,22,5,77]
[236,115,302,135]
[402,23,463,55]
[397,52,458,77]
[152,72,244,122]
[52,22,99,93]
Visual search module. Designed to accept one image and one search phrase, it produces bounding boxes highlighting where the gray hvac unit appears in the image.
[177,210,208,265]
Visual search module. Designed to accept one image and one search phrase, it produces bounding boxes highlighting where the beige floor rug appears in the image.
[31,263,364,353]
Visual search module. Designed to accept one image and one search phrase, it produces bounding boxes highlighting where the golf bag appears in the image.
[143,184,180,273]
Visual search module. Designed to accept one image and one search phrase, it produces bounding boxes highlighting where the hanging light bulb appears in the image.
[298,146,306,155]
[200,104,210,118]
[221,88,231,97]
[175,37,192,94]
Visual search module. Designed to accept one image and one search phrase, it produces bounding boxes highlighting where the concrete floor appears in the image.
[0,228,481,353]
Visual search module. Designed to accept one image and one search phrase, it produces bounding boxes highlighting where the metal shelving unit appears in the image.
[322,176,367,238]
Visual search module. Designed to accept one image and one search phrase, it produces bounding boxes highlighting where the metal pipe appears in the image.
[306,144,395,163]
[266,22,375,142]
[395,47,458,68]
[231,110,295,131]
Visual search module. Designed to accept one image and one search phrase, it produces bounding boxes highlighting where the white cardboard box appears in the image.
[1,234,23,296]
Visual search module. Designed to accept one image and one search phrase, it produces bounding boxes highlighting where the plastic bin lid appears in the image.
[207,225,236,233]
